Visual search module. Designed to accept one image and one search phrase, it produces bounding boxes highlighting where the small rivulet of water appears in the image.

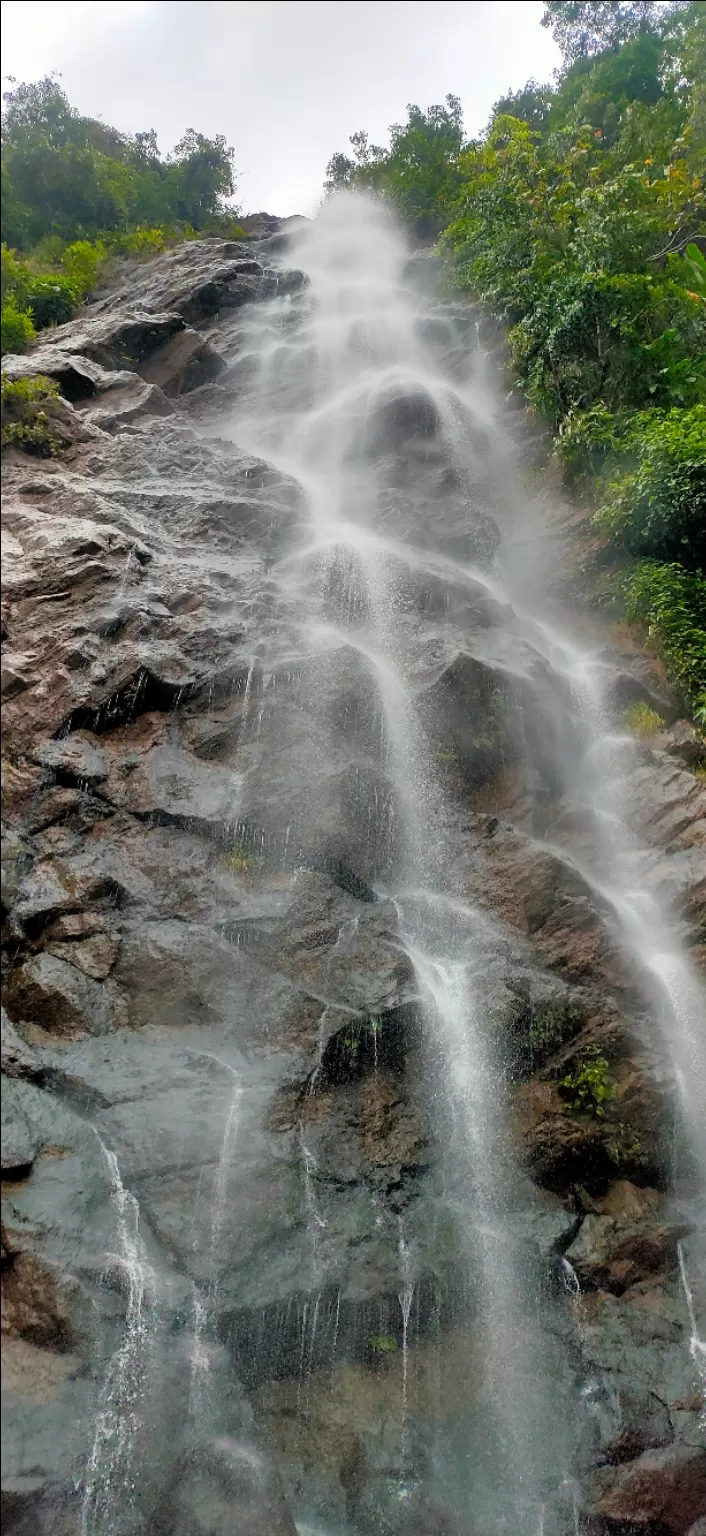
[81,1138,157,1536]
[677,1240,706,1424]
[187,1053,242,1420]
[397,1218,415,1475]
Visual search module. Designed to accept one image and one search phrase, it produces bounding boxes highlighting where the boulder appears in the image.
[565,1203,691,1293]
[159,1437,298,1536]
[4,952,113,1037]
[35,735,109,786]
[585,1444,706,1535]
[1,1079,44,1172]
[1,310,186,384]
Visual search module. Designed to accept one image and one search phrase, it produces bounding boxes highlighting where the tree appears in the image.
[540,2,680,64]
[324,97,465,235]
[492,80,553,132]
[1,77,238,247]
[168,130,237,225]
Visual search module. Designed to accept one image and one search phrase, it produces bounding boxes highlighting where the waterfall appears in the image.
[46,191,702,1536]
[226,192,579,1530]
[81,1139,157,1536]
[187,1053,242,1421]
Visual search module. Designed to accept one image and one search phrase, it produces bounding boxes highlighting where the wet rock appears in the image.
[11,855,130,940]
[579,1362,676,1468]
[459,819,638,991]
[80,375,175,431]
[25,788,82,834]
[367,385,441,450]
[1,1010,40,1080]
[511,1070,668,1191]
[1,1246,72,1351]
[35,734,109,785]
[46,931,119,981]
[3,224,706,1536]
[1,1079,44,1172]
[565,1197,691,1293]
[102,237,305,325]
[138,325,227,396]
[419,649,515,789]
[585,1443,706,1535]
[2,309,186,384]
[159,1436,298,1536]
[1,659,32,699]
[1,826,33,921]
[4,952,113,1038]
[0,387,98,458]
[96,716,243,828]
[605,666,680,726]
[660,719,706,772]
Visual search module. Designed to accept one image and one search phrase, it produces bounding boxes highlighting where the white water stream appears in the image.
[187,1053,242,1420]
[81,1139,157,1536]
[227,193,586,1530]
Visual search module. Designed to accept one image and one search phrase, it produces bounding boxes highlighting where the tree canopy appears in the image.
[1,76,237,249]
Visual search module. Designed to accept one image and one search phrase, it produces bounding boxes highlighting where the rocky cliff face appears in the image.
[1,223,704,1536]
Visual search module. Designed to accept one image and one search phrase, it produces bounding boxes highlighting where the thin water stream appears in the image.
[81,1139,157,1536]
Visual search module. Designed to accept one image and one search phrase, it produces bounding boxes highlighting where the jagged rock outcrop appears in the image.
[1,229,704,1536]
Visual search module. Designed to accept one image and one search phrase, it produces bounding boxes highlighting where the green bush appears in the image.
[25,273,77,328]
[369,1334,398,1354]
[622,702,664,737]
[1,242,30,307]
[61,239,106,297]
[592,407,706,567]
[623,560,706,716]
[1,298,35,355]
[559,1046,615,1118]
[510,275,706,425]
[1,372,61,454]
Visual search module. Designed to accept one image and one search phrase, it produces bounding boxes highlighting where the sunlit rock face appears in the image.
[1,199,704,1536]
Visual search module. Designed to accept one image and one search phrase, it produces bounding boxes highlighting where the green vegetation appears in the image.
[624,559,706,718]
[1,372,61,455]
[325,1,706,725]
[622,700,664,735]
[1,75,239,354]
[227,841,258,874]
[559,1045,616,1118]
[606,1123,647,1167]
[369,1334,398,1354]
[1,296,35,355]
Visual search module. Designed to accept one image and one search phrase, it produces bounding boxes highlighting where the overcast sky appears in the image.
[1,1,560,215]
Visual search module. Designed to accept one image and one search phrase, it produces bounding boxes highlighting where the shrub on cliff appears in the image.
[24,273,78,328]
[623,560,706,719]
[1,372,60,453]
[593,406,706,567]
[1,298,35,355]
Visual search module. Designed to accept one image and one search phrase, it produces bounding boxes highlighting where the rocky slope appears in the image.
[1,230,705,1536]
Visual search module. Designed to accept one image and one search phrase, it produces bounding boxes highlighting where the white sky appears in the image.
[1,1,560,216]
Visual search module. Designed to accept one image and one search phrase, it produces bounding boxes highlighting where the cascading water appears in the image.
[66,192,704,1536]
[81,1140,157,1536]
[188,1053,242,1421]
[224,194,589,1531]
